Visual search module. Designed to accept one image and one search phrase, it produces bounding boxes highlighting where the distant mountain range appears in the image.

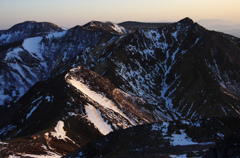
[0,17,240,157]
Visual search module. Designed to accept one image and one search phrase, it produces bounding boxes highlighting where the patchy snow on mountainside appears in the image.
[85,104,113,135]
[4,47,24,61]
[2,18,240,157]
[45,30,66,39]
[0,31,24,45]
[109,22,127,34]
[152,121,214,147]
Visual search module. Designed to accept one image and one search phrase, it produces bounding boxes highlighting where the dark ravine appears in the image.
[0,17,240,157]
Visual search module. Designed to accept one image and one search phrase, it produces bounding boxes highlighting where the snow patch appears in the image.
[170,154,187,158]
[152,122,213,146]
[50,120,78,146]
[85,104,113,135]
[51,121,67,141]
[22,37,44,60]
[170,130,198,146]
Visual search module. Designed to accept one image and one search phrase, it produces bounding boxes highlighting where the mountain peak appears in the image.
[0,21,64,45]
[8,21,62,31]
[83,20,130,35]
[178,17,194,25]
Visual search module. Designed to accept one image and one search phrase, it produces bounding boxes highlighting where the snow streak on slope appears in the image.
[66,72,136,126]
[113,20,207,120]
[85,104,113,135]
[115,29,185,119]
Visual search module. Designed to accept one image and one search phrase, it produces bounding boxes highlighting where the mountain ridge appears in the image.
[0,21,64,46]
[0,17,240,157]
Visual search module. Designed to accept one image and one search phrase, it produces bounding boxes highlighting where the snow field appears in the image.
[22,37,44,60]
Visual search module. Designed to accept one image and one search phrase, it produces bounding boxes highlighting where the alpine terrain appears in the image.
[0,17,240,157]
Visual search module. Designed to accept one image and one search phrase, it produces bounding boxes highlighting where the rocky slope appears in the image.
[0,17,240,157]
[95,18,240,120]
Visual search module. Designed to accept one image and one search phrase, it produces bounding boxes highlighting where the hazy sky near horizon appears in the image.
[0,0,240,29]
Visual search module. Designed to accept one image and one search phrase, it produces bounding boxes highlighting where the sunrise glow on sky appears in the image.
[0,0,240,29]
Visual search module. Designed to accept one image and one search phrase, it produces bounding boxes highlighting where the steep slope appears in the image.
[0,67,154,157]
[94,17,240,120]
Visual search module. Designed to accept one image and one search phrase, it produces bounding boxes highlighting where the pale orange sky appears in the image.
[0,0,240,29]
